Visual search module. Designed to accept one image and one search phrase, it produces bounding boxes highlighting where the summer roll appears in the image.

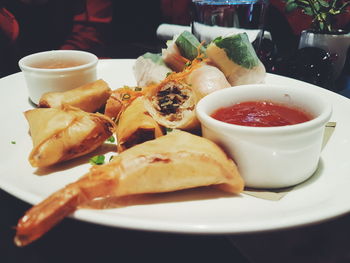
[206,33,266,86]
[133,52,172,87]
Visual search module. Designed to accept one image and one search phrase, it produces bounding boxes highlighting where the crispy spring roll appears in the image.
[144,80,199,130]
[38,79,111,112]
[117,96,164,152]
[25,105,115,167]
[104,86,142,119]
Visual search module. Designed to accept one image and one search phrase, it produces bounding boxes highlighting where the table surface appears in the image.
[2,66,350,263]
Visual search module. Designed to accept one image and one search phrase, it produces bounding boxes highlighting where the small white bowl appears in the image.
[19,50,98,105]
[196,84,332,189]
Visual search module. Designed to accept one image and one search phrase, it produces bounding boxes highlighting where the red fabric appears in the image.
[60,0,113,53]
[0,7,19,42]
[161,0,191,25]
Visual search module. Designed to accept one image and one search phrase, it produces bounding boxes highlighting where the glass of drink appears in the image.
[191,0,269,52]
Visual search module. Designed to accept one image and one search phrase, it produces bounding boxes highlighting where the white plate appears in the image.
[1,59,350,234]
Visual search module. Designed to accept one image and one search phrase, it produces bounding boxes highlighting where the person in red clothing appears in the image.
[0,0,112,77]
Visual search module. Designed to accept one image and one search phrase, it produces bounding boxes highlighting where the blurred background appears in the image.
[1,0,349,80]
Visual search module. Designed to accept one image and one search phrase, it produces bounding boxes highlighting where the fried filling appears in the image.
[152,82,191,121]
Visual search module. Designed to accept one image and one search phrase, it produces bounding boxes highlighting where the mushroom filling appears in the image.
[153,82,191,120]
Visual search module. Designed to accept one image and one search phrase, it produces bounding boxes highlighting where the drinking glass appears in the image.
[191,0,269,52]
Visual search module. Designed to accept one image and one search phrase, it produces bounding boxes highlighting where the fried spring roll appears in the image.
[144,80,199,130]
[38,79,111,112]
[25,105,115,167]
[117,96,164,152]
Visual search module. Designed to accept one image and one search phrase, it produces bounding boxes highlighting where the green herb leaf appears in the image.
[303,7,314,15]
[89,155,105,165]
[106,136,115,143]
[212,33,259,69]
[318,0,330,8]
[165,128,173,134]
[134,87,142,92]
[142,52,166,65]
[175,31,206,60]
[122,94,131,100]
[11,141,16,144]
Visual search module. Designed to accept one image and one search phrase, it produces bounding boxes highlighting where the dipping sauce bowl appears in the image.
[196,84,332,189]
[19,50,98,105]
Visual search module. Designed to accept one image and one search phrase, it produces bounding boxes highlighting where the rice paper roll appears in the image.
[206,33,266,86]
[38,79,111,113]
[161,31,205,72]
[133,53,172,87]
[186,62,230,100]
[117,96,164,152]
[144,80,199,130]
[25,105,115,167]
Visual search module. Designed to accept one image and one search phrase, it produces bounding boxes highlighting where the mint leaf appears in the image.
[89,155,105,165]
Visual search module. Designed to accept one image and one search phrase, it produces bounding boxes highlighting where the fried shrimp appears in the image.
[14,131,244,247]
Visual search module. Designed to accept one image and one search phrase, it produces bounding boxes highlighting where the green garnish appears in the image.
[106,136,115,143]
[165,128,173,134]
[134,87,142,92]
[109,155,114,162]
[11,141,16,144]
[122,94,131,100]
[89,155,105,165]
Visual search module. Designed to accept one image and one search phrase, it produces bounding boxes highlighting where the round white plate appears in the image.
[1,59,350,234]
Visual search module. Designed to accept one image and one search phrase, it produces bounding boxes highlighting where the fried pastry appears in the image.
[15,130,244,246]
[116,96,164,152]
[38,79,111,112]
[25,105,115,167]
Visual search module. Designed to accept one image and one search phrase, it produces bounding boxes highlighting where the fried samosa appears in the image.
[38,79,111,112]
[15,130,244,246]
[25,106,115,167]
[117,96,164,152]
[206,33,266,86]
[144,80,199,130]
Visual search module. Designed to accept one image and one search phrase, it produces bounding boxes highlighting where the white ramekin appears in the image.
[19,50,98,105]
[196,84,332,189]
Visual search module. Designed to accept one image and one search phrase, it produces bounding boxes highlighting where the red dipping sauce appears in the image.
[211,101,313,127]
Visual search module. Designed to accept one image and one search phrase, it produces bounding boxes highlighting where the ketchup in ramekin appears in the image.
[211,101,313,127]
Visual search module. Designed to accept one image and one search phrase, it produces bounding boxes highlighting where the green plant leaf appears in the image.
[285,2,298,12]
[318,0,330,7]
[303,6,314,15]
[89,155,105,165]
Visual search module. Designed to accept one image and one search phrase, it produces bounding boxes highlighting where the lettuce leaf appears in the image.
[175,31,206,60]
[213,33,259,69]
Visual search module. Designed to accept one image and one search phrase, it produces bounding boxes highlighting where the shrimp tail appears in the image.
[14,173,118,247]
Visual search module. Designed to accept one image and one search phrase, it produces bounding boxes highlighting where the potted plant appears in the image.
[282,0,350,81]
[284,0,350,33]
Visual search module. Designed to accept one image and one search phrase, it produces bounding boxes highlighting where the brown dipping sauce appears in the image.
[30,60,86,69]
[211,101,313,127]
